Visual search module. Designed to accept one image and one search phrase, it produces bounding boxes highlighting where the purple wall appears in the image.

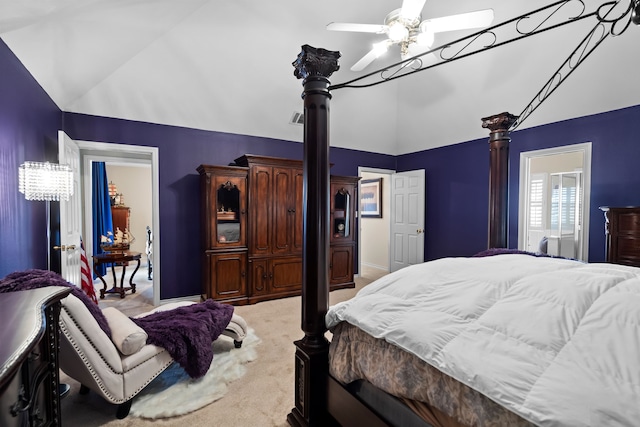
[397,104,640,263]
[397,137,490,260]
[62,113,394,299]
[0,38,62,278]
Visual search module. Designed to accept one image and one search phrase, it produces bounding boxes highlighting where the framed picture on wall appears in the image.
[360,178,382,218]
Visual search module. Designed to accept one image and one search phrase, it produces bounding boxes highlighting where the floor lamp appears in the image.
[19,161,74,270]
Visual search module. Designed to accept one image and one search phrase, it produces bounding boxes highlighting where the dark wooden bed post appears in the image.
[288,45,341,427]
[481,112,518,249]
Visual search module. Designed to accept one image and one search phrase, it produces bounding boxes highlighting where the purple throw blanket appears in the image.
[472,247,577,260]
[0,269,234,379]
[132,300,233,378]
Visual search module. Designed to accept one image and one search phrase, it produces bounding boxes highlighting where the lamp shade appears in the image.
[19,161,74,201]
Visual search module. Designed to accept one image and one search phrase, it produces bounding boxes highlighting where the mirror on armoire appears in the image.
[334,188,350,238]
[216,181,241,243]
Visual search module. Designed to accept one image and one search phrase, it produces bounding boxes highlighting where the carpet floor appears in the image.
[60,266,387,426]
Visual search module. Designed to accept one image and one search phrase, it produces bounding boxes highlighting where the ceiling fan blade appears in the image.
[351,41,390,72]
[424,9,494,33]
[400,0,427,20]
[326,22,387,33]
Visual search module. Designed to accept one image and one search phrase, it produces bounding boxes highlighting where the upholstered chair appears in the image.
[58,295,247,418]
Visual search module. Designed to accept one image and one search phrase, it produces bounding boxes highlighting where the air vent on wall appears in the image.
[290,111,304,125]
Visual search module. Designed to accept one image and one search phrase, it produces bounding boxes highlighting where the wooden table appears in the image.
[93,251,141,299]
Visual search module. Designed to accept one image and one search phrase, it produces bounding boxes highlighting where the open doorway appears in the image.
[76,140,161,306]
[358,167,393,281]
[518,143,592,261]
[357,166,426,279]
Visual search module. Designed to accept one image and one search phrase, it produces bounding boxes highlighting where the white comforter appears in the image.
[326,254,640,427]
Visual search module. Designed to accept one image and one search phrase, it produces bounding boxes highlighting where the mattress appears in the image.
[327,254,640,426]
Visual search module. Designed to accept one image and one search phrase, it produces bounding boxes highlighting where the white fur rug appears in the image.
[129,329,260,419]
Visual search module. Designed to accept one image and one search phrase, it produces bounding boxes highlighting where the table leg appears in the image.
[129,258,140,294]
[110,264,117,289]
[119,264,127,299]
[94,262,107,299]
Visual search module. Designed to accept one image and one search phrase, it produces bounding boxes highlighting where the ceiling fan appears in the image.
[327,0,494,71]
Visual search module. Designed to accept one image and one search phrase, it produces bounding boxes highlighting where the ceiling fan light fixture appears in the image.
[388,22,409,42]
[330,5,494,72]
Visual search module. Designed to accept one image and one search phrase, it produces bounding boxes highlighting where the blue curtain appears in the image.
[92,162,113,276]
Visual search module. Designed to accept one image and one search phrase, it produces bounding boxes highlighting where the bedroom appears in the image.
[1,0,640,425]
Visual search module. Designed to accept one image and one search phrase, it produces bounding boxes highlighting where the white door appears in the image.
[58,131,83,286]
[390,170,425,272]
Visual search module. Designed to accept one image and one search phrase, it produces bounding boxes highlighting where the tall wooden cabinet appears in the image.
[111,206,130,233]
[600,206,640,267]
[330,176,360,288]
[197,165,248,303]
[198,155,358,305]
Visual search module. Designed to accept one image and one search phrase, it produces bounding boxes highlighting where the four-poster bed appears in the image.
[287,1,640,426]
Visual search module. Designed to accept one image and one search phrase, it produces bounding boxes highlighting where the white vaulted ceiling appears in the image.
[1,0,638,155]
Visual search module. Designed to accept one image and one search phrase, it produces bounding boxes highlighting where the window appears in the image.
[528,177,544,229]
[550,180,577,229]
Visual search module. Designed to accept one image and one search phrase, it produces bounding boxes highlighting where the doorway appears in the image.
[518,143,591,261]
[357,167,426,278]
[76,140,161,305]
[358,168,393,280]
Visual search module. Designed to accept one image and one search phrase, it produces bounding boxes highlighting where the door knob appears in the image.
[53,245,77,251]
[416,229,424,234]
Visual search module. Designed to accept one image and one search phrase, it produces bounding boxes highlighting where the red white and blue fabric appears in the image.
[80,237,98,304]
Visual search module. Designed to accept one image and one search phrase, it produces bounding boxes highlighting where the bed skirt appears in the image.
[329,322,533,427]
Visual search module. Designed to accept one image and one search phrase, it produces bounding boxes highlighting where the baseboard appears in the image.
[362,262,389,272]
[157,295,201,305]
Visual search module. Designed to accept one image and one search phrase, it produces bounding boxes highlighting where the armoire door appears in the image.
[270,256,303,293]
[272,167,303,254]
[329,245,353,286]
[206,252,247,302]
[249,165,272,255]
[291,168,304,252]
[210,174,246,249]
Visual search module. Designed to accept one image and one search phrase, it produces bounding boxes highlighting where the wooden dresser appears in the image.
[600,206,640,267]
[0,286,71,427]
[198,155,359,305]
[111,206,130,233]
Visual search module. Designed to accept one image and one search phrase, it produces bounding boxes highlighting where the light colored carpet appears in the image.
[130,329,260,419]
[60,266,387,426]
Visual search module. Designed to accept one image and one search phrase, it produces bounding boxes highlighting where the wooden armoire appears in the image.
[600,206,640,267]
[198,154,359,305]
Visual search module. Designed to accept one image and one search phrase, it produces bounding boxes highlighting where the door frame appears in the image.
[357,167,394,277]
[518,142,592,261]
[75,139,161,306]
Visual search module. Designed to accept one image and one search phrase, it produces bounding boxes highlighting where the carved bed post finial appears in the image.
[482,112,518,250]
[288,45,340,427]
